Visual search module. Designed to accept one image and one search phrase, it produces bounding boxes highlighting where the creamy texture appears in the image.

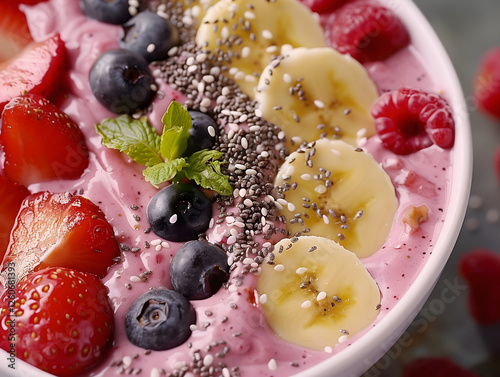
[3,1,453,376]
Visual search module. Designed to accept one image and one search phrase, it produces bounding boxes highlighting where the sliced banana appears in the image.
[274,138,397,259]
[257,235,381,351]
[195,0,327,97]
[255,47,379,150]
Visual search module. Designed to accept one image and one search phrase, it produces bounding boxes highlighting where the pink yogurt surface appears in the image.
[4,0,453,376]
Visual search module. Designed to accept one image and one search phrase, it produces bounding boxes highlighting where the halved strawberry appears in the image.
[327,1,410,63]
[0,2,33,63]
[459,248,500,325]
[0,267,114,377]
[1,94,89,186]
[0,175,29,260]
[0,33,67,113]
[1,191,120,282]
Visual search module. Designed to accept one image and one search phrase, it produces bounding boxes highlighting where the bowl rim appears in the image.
[0,0,472,376]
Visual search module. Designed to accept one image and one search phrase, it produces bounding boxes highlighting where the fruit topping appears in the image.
[0,94,89,186]
[258,236,381,351]
[327,1,410,63]
[80,0,145,25]
[170,240,229,300]
[0,175,29,260]
[89,48,156,115]
[459,248,500,325]
[402,357,479,377]
[120,10,180,63]
[274,139,397,258]
[147,183,212,242]
[96,101,232,194]
[0,267,115,377]
[0,2,33,63]
[125,289,196,350]
[195,0,327,97]
[255,47,378,150]
[0,33,67,114]
[1,191,120,283]
[473,46,500,121]
[371,87,455,155]
[298,0,349,14]
[184,110,218,156]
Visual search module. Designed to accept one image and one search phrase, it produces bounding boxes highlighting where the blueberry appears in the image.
[147,183,212,242]
[125,289,196,350]
[89,49,156,114]
[184,111,218,156]
[80,0,145,25]
[170,240,229,300]
[120,11,180,63]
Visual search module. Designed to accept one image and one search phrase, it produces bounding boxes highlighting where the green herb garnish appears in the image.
[95,101,232,196]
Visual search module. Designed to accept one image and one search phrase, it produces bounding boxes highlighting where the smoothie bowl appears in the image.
[0,0,471,376]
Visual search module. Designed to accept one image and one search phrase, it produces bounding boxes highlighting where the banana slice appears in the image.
[274,138,397,258]
[257,235,381,351]
[255,47,379,150]
[195,0,327,97]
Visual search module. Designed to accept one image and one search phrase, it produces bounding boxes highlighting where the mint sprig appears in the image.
[95,101,232,196]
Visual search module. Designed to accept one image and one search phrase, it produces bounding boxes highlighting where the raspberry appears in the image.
[298,0,349,14]
[473,46,500,120]
[371,88,455,155]
[402,358,479,377]
[459,248,500,325]
[327,1,410,63]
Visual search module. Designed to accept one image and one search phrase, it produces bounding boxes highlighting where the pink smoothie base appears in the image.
[0,0,471,376]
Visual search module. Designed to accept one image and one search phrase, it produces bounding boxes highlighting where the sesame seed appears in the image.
[317,291,327,301]
[130,276,141,283]
[314,99,325,109]
[296,267,307,274]
[241,46,251,58]
[301,300,312,308]
[268,359,277,371]
[169,214,178,224]
[208,125,216,137]
[262,29,273,39]
[274,264,285,271]
[259,294,267,304]
[325,346,333,353]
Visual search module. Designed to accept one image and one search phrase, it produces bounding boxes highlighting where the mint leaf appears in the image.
[183,150,232,196]
[160,101,192,161]
[95,115,163,167]
[143,159,188,186]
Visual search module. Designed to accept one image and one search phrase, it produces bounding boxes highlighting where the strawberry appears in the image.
[1,191,120,282]
[0,175,29,260]
[0,2,33,63]
[459,248,500,325]
[327,1,410,63]
[371,88,455,155]
[298,0,349,14]
[0,33,67,113]
[0,267,114,377]
[402,358,479,377]
[473,46,500,121]
[1,94,89,186]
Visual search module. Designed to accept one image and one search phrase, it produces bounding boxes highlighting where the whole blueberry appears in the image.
[89,49,156,114]
[184,111,218,156]
[125,289,196,350]
[170,240,230,300]
[80,0,145,25]
[120,11,180,63]
[147,183,212,242]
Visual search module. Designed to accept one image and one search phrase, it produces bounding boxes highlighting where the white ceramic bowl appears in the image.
[0,0,471,376]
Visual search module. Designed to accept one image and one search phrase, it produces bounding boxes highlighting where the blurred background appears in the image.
[363,0,500,375]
